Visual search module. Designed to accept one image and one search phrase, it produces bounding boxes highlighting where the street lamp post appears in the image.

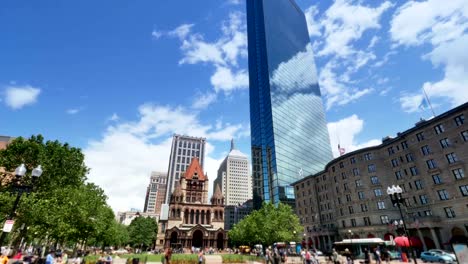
[387,185,418,264]
[0,164,42,247]
[348,230,353,264]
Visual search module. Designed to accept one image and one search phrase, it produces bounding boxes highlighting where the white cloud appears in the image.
[391,0,468,108]
[210,66,249,93]
[327,115,380,158]
[151,30,163,39]
[192,92,217,110]
[66,108,81,115]
[399,93,425,113]
[166,12,248,95]
[84,104,249,212]
[390,0,468,46]
[304,6,322,37]
[108,113,119,122]
[168,24,194,40]
[4,85,41,109]
[318,0,393,57]
[422,35,468,106]
[368,36,379,49]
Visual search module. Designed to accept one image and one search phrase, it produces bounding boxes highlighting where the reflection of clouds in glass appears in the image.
[270,44,320,97]
[272,93,332,185]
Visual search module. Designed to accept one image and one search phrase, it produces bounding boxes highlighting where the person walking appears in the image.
[164,248,172,264]
[45,250,55,264]
[305,250,312,264]
[1,251,9,264]
[197,250,204,264]
[332,249,339,264]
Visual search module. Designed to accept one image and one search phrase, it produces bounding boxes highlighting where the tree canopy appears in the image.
[127,216,158,248]
[0,135,128,248]
[228,202,302,247]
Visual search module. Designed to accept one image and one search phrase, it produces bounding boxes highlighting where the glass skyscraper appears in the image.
[246,0,332,208]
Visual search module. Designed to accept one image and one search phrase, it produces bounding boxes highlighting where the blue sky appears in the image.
[1,0,467,212]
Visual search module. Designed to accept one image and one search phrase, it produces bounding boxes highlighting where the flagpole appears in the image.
[422,87,436,116]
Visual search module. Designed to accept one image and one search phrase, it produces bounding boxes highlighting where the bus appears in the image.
[333,238,396,259]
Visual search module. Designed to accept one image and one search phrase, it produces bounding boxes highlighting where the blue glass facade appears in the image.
[247,0,332,207]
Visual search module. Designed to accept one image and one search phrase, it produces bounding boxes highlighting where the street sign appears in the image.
[2,220,14,232]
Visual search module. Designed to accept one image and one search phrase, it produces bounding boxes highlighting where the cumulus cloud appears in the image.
[399,93,425,113]
[84,104,249,212]
[303,0,392,109]
[327,115,380,158]
[4,85,41,109]
[165,12,248,98]
[66,108,81,115]
[192,92,217,110]
[390,0,468,108]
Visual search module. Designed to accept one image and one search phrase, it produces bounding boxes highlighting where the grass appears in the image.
[221,254,265,263]
[84,253,199,264]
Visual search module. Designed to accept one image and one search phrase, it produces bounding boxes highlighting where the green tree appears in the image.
[127,216,158,248]
[0,135,123,248]
[229,202,302,247]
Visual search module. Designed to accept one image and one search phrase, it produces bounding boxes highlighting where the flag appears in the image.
[338,144,346,156]
[419,98,429,110]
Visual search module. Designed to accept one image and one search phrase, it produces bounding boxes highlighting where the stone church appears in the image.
[157,157,227,249]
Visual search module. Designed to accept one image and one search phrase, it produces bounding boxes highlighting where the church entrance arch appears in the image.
[217,233,224,249]
[192,230,204,248]
[170,231,178,246]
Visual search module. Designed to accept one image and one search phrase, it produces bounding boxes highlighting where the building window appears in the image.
[364,217,371,226]
[454,114,465,126]
[444,207,456,218]
[416,132,425,142]
[346,194,352,202]
[432,174,442,184]
[371,176,379,185]
[437,189,450,200]
[401,141,408,149]
[364,153,373,161]
[452,168,465,179]
[355,180,362,187]
[406,153,415,162]
[388,147,395,155]
[380,215,389,224]
[419,195,429,204]
[426,159,438,169]
[434,124,445,134]
[342,220,346,228]
[358,191,365,200]
[377,201,386,210]
[368,164,376,173]
[440,138,450,148]
[342,172,347,179]
[351,218,356,227]
[344,183,349,191]
[421,145,431,156]
[374,189,383,197]
[348,206,354,214]
[361,203,368,212]
[395,171,403,180]
[446,153,458,164]
[353,168,360,176]
[410,167,419,176]
[462,131,468,142]
[337,197,341,204]
[340,208,344,216]
[414,180,423,190]
[339,162,344,168]
[459,185,468,196]
[350,157,356,164]
[391,159,399,167]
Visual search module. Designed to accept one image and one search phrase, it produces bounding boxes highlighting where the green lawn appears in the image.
[221,254,265,263]
[85,253,198,264]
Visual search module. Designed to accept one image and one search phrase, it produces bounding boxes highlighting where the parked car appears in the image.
[428,249,456,262]
[420,251,454,263]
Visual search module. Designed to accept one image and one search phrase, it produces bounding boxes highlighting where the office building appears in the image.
[224,199,254,230]
[214,139,252,206]
[143,171,167,214]
[246,0,332,207]
[116,210,158,226]
[293,102,468,251]
[156,158,227,249]
[164,134,206,205]
[0,136,14,150]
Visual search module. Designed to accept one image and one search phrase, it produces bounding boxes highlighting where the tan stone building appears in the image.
[156,157,227,250]
[293,102,468,251]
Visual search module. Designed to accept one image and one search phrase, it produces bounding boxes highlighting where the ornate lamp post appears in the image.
[387,185,418,264]
[348,230,354,263]
[0,164,42,246]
